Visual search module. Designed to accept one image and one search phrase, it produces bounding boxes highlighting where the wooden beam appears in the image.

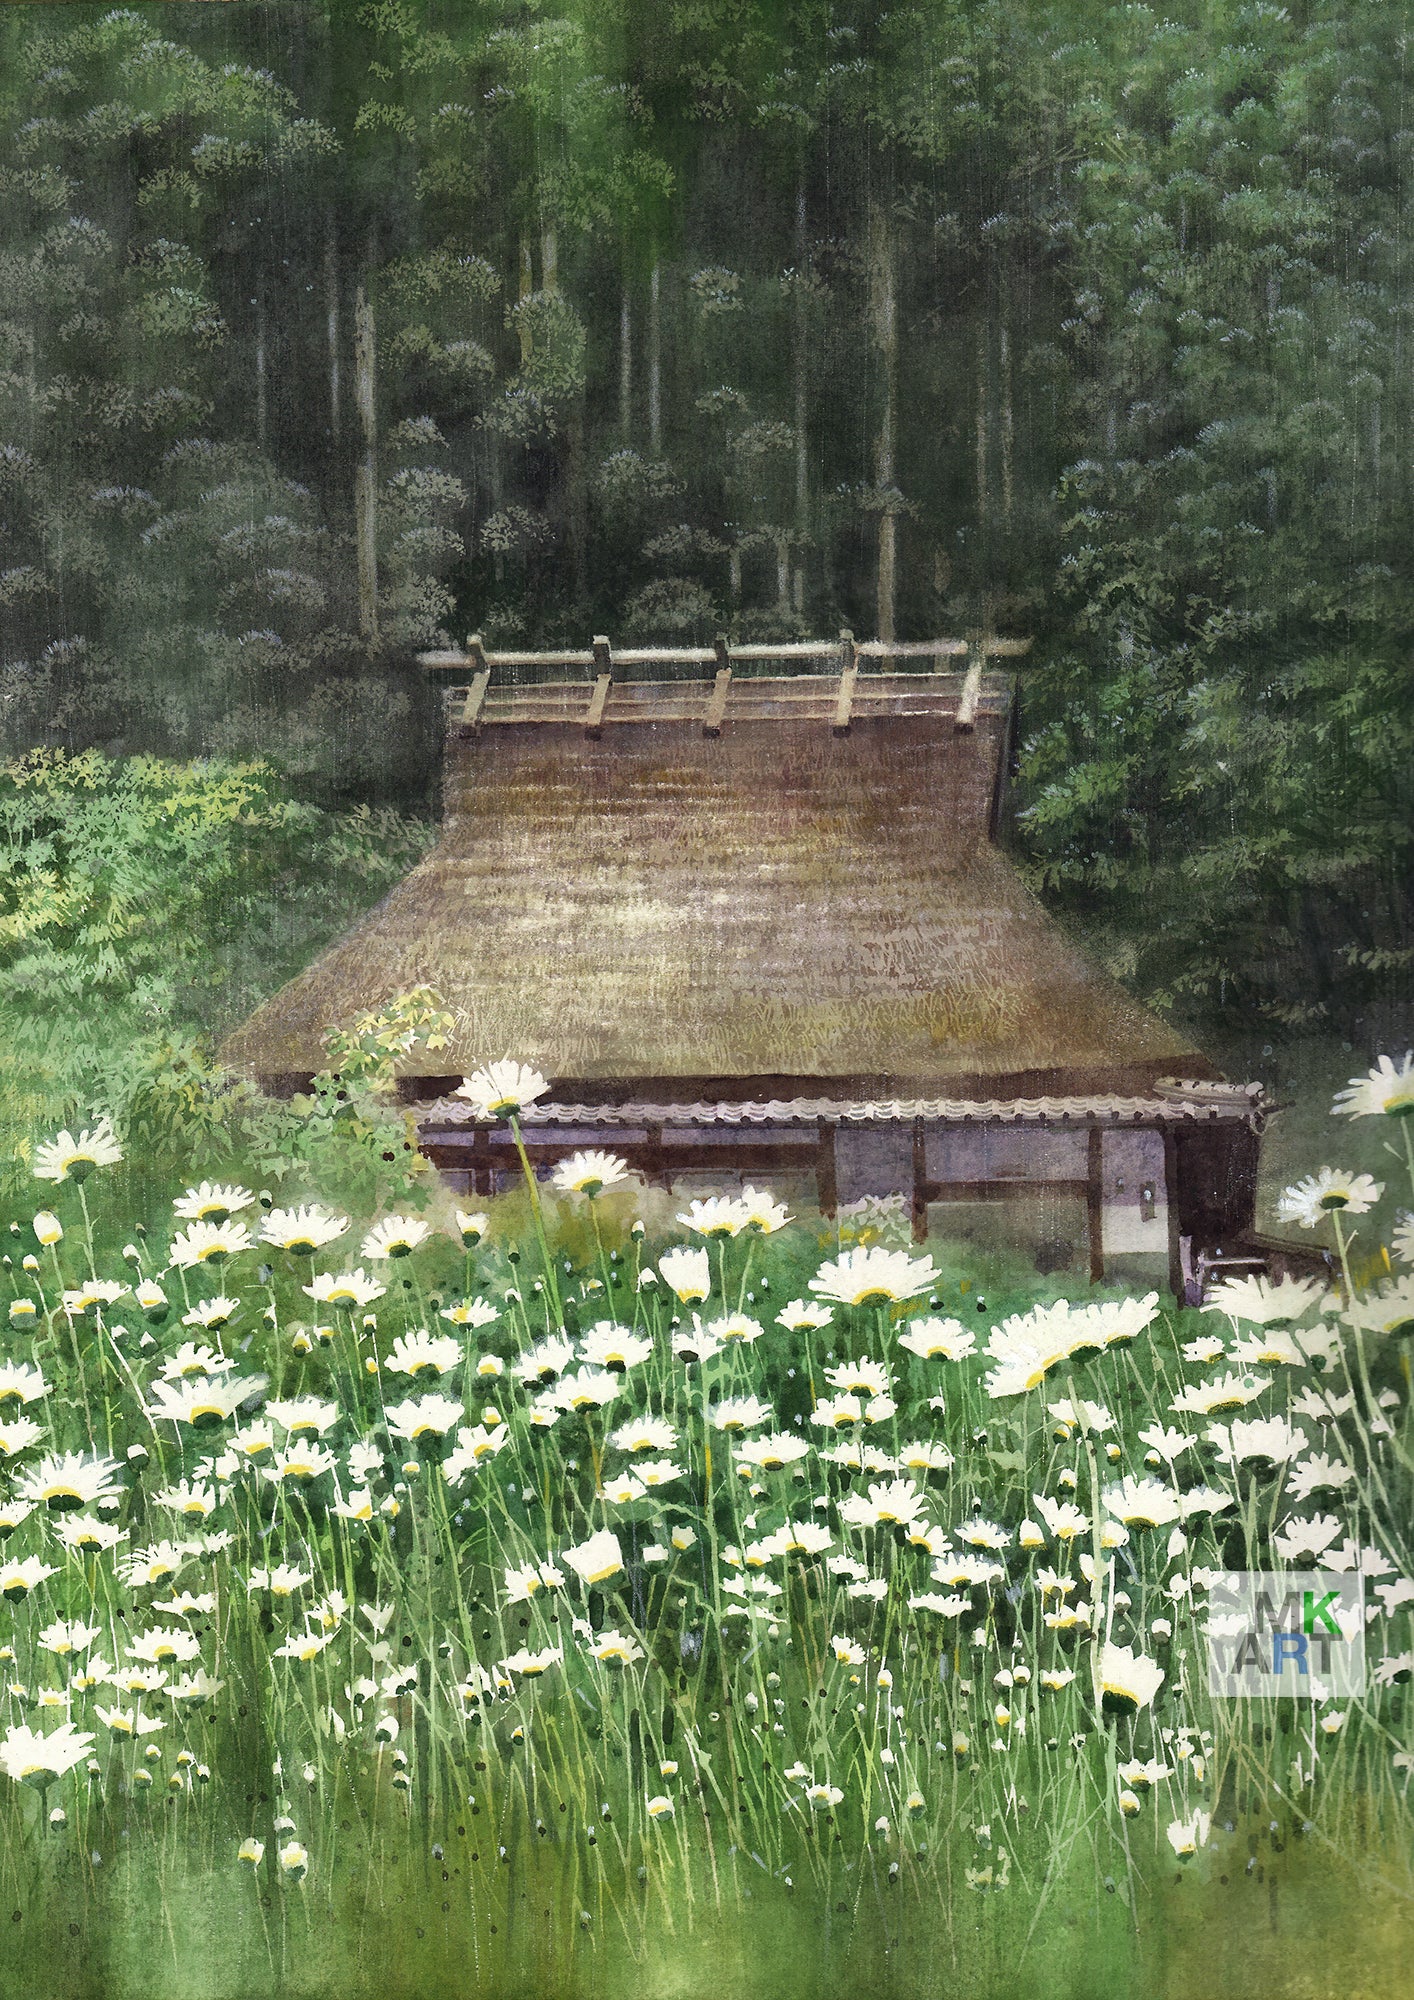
[610,647,716,667]
[954,657,985,732]
[421,636,1027,680]
[458,669,491,738]
[703,667,732,737]
[585,673,612,740]
[1086,1125,1105,1283]
[917,1177,1094,1203]
[722,641,835,661]
[468,650,596,670]
[855,638,969,660]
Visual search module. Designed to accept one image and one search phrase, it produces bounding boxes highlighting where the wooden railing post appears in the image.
[833,627,857,737]
[704,635,733,737]
[459,671,491,737]
[585,673,612,740]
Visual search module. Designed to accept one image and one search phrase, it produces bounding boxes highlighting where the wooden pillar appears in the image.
[1162,1126,1185,1303]
[911,1118,928,1244]
[815,1120,837,1221]
[472,1124,495,1197]
[1086,1125,1105,1283]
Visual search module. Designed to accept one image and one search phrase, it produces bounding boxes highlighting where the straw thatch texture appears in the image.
[220,693,1204,1093]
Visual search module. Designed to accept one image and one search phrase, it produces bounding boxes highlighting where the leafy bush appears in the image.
[0,750,434,1202]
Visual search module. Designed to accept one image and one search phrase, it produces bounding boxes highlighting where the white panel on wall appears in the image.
[1100,1129,1168,1254]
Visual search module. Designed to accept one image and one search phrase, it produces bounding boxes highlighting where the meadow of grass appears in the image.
[0,1055,1407,1999]
[0,752,1408,1996]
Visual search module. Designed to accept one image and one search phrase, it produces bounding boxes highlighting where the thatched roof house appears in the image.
[222,638,1265,1293]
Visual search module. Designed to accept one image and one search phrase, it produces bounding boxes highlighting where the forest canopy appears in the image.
[0,0,1410,1039]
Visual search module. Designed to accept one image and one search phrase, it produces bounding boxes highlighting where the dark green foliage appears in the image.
[0,1,1409,1036]
[0,747,433,1202]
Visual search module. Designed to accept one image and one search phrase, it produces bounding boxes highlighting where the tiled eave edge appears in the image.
[418,1080,1264,1132]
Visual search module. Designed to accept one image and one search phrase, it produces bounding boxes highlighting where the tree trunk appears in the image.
[975,317,990,530]
[793,179,809,615]
[518,235,534,364]
[1000,317,1014,525]
[567,400,588,603]
[794,179,809,526]
[541,225,558,295]
[353,278,379,646]
[325,218,341,447]
[255,293,268,457]
[648,257,662,454]
[619,273,632,441]
[869,207,898,644]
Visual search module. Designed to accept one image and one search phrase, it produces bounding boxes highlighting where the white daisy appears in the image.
[455,1061,549,1120]
[550,1150,630,1197]
[172,1182,253,1224]
[808,1246,938,1307]
[261,1207,348,1255]
[1333,1052,1414,1120]
[169,1220,253,1269]
[897,1317,975,1361]
[1278,1170,1383,1228]
[360,1216,431,1261]
[776,1298,834,1333]
[736,1185,791,1234]
[33,1120,122,1185]
[303,1269,386,1311]
[1099,1643,1165,1713]
[1202,1272,1329,1326]
[385,1330,463,1378]
[657,1247,711,1302]
[17,1450,122,1513]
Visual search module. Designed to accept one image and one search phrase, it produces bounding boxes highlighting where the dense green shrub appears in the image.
[0,750,433,1204]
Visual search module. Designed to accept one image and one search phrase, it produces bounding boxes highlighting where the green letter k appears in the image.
[1304,1590,1341,1636]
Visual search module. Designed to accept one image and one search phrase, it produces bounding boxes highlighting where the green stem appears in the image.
[507,1115,563,1328]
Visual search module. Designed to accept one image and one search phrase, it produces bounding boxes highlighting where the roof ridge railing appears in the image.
[416,629,1031,741]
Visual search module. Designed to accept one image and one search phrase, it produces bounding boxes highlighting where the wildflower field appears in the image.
[0,1056,1411,2000]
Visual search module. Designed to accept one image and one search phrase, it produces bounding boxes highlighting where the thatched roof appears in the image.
[220,670,1208,1096]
